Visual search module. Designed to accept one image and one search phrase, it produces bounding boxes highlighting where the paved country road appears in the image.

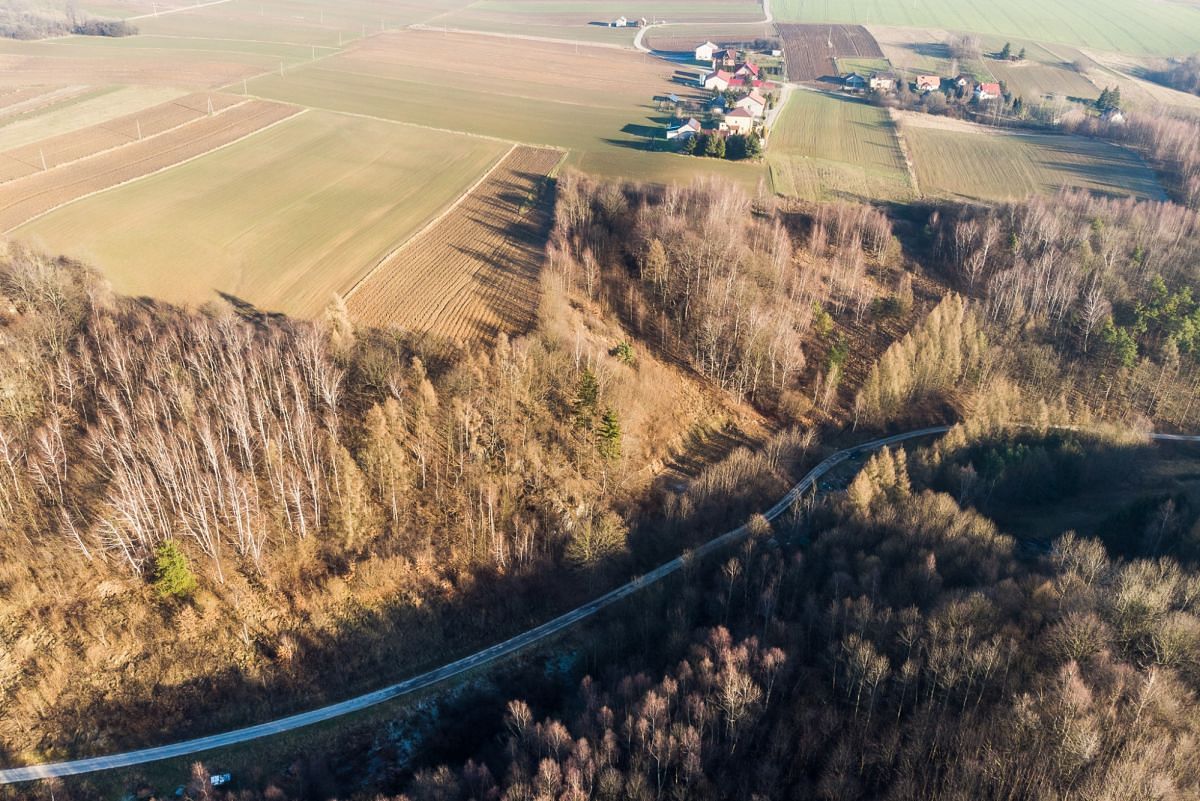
[2,426,1197,784]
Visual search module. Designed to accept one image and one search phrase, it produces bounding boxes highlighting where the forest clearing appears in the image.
[897,111,1168,202]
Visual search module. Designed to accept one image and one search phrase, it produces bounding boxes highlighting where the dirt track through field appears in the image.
[777,24,883,81]
[0,92,244,184]
[346,145,563,343]
[0,100,299,233]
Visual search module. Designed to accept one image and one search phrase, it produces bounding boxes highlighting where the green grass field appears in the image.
[13,110,509,316]
[899,116,1167,202]
[834,57,892,77]
[767,89,913,201]
[773,0,1200,56]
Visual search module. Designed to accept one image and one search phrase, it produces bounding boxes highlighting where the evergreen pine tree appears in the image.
[597,407,622,459]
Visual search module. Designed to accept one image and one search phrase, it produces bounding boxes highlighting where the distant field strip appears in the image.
[0,93,243,184]
[347,145,563,342]
[777,24,883,81]
[0,99,298,232]
[897,113,1167,202]
[771,0,1200,56]
[15,111,508,316]
[767,89,912,201]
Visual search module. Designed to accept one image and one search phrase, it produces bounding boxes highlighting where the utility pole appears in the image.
[207,96,214,115]
[280,60,285,77]
[136,119,142,140]
[40,149,47,171]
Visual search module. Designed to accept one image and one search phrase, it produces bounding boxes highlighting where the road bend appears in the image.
[2,426,1197,783]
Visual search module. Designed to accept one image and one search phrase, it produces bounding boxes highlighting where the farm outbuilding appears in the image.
[695,41,719,61]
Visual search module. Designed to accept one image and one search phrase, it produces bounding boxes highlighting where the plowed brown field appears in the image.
[346,145,564,343]
[777,24,884,81]
[0,92,244,183]
[0,99,299,232]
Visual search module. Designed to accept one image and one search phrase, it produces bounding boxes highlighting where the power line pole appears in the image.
[40,149,47,171]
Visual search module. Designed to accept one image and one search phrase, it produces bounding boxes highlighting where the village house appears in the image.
[915,74,941,93]
[1101,108,1127,124]
[723,107,755,134]
[843,72,868,91]
[734,61,760,80]
[734,89,767,118]
[703,69,733,91]
[974,81,1002,101]
[719,47,739,67]
[953,74,973,91]
[611,15,628,27]
[667,117,702,140]
[707,95,728,116]
[869,71,897,92]
[694,41,719,61]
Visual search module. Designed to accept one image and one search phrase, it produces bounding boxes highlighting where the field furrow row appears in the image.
[346,145,563,343]
[0,93,246,184]
[0,100,300,233]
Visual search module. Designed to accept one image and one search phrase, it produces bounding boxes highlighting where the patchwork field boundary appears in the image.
[4,105,305,235]
[343,143,520,301]
[887,107,921,196]
[0,94,249,186]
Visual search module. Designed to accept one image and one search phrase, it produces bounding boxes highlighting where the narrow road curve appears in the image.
[2,427,1197,784]
[634,0,774,54]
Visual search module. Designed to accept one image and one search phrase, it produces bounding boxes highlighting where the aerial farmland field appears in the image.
[13,110,510,315]
[246,29,768,186]
[767,89,913,201]
[0,86,185,151]
[346,145,563,342]
[771,0,1200,56]
[0,98,299,232]
[897,112,1167,202]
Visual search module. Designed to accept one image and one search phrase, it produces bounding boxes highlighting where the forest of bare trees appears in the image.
[932,191,1200,430]
[190,426,1200,801]
[0,242,791,759]
[548,174,901,413]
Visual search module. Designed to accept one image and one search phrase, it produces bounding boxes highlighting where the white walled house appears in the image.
[695,41,719,61]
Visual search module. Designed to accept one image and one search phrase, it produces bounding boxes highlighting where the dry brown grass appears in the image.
[345,145,564,343]
[0,99,299,232]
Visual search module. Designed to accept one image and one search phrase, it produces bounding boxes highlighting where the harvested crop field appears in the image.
[896,112,1166,202]
[0,93,243,184]
[767,89,912,201]
[0,99,298,232]
[346,145,564,342]
[776,24,883,82]
[15,111,508,316]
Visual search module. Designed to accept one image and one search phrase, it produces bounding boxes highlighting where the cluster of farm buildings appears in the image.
[841,69,1004,102]
[665,41,777,143]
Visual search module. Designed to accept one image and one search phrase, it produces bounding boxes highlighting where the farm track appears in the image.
[0,99,300,233]
[776,24,884,81]
[0,92,244,184]
[346,145,564,343]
